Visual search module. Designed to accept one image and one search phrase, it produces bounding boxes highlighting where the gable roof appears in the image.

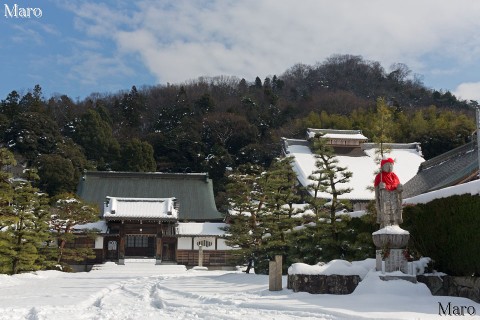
[77,171,223,221]
[103,197,178,220]
[403,139,479,198]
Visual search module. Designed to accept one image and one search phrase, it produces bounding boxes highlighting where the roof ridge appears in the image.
[362,142,422,150]
[307,128,364,134]
[83,171,209,180]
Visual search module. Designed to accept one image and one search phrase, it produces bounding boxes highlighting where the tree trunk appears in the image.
[245,258,253,274]
[12,258,18,275]
[57,239,66,264]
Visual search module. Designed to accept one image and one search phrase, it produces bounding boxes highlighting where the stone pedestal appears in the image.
[375,249,408,273]
[372,226,410,274]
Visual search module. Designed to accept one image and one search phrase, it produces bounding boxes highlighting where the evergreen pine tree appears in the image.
[0,148,16,227]
[309,134,352,231]
[371,97,394,159]
[257,157,302,272]
[0,174,50,274]
[295,133,354,262]
[224,164,265,272]
[224,158,301,274]
[49,193,99,266]
[0,90,20,119]
[71,109,120,169]
[117,139,156,172]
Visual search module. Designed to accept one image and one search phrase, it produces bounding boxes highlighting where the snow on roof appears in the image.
[176,222,226,236]
[312,133,369,140]
[286,143,424,201]
[103,197,178,220]
[403,179,480,205]
[307,129,368,140]
[73,220,108,233]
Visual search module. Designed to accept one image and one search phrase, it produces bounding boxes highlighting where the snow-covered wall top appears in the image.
[176,222,226,236]
[73,220,108,233]
[403,179,480,205]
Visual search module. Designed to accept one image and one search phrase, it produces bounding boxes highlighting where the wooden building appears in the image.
[75,171,234,267]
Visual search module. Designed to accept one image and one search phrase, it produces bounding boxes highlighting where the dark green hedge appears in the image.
[403,194,480,276]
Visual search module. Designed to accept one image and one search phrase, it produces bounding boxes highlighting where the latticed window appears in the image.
[162,224,176,236]
[197,239,213,247]
[126,235,148,247]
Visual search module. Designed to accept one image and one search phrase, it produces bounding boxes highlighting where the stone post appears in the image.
[269,255,283,291]
[198,245,203,267]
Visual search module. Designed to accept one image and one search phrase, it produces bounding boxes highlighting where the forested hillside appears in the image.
[1,55,477,206]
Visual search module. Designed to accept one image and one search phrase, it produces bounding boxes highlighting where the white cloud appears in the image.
[453,82,480,102]
[64,0,480,89]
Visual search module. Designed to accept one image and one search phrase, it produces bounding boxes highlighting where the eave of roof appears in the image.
[403,140,479,198]
[104,217,178,222]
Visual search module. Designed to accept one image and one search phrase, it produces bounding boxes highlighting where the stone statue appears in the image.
[374,158,403,228]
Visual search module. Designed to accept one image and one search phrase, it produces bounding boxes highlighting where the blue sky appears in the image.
[2,0,480,102]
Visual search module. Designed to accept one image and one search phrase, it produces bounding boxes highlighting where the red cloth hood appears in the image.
[380,158,394,167]
[375,158,400,190]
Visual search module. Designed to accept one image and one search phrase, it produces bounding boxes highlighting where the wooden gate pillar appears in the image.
[118,222,125,265]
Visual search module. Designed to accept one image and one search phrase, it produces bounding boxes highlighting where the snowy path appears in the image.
[0,260,479,320]
[83,274,336,320]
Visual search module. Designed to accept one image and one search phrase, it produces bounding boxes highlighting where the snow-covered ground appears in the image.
[1,259,479,320]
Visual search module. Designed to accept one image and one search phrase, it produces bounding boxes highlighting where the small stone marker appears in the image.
[269,255,282,291]
[198,245,203,267]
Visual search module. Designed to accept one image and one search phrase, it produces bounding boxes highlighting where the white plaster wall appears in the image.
[216,238,233,250]
[177,237,192,250]
[94,236,104,249]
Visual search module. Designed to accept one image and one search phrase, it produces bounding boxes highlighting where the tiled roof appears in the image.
[77,171,223,221]
[403,139,479,198]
